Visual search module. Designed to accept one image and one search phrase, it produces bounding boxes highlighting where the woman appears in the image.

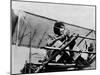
[39,22,76,63]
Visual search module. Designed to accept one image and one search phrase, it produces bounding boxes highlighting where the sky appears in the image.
[12,1,95,30]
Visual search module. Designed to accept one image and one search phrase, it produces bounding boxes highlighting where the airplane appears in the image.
[11,9,96,74]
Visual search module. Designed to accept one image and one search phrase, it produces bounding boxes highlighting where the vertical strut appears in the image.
[29,32,31,64]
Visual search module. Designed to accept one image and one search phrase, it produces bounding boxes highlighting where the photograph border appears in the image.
[10,0,96,74]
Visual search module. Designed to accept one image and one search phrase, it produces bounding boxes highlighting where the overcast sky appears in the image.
[12,1,95,30]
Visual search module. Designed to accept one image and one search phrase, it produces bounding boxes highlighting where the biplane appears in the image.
[12,9,96,74]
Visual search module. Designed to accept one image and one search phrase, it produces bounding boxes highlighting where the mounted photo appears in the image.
[11,0,96,74]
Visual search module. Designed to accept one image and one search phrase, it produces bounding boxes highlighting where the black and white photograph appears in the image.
[11,0,96,74]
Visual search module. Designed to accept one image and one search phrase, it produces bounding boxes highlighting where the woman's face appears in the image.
[60,26,65,35]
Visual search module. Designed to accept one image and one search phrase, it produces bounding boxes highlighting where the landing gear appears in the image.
[21,63,39,74]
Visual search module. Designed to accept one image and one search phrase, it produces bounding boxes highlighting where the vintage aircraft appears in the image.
[11,9,96,74]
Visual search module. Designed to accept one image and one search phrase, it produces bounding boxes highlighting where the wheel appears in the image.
[20,63,39,74]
